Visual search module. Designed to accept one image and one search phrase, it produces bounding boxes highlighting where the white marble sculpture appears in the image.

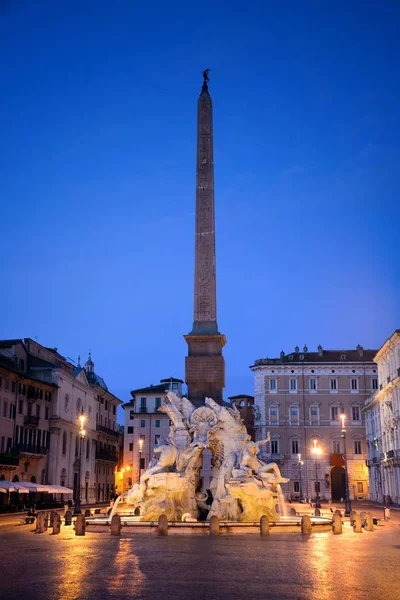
[114,392,288,522]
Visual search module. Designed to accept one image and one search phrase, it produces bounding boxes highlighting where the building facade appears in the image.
[0,340,58,494]
[0,338,122,508]
[250,345,377,502]
[364,330,400,505]
[122,378,183,491]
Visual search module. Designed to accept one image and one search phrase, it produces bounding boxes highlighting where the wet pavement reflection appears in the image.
[1,521,399,600]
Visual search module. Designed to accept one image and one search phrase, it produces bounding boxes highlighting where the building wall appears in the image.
[251,348,377,501]
[365,331,400,505]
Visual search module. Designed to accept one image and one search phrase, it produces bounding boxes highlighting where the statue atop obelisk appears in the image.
[184,70,226,406]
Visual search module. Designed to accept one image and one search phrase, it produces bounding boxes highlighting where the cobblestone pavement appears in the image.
[1,518,399,600]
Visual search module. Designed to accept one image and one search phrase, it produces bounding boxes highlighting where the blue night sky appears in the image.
[1,1,399,421]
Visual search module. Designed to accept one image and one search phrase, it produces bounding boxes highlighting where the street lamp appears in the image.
[340,413,352,517]
[297,453,304,502]
[311,439,322,509]
[138,437,144,482]
[73,411,86,515]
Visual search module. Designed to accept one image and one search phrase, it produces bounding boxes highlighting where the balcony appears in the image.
[0,453,19,466]
[96,424,119,439]
[95,450,118,463]
[12,444,48,456]
[24,415,40,427]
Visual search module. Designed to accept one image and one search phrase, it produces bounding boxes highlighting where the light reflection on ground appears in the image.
[0,520,399,600]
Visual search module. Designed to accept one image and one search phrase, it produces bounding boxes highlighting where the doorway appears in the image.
[331,466,346,500]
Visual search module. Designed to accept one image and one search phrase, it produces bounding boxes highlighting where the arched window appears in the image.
[309,404,320,426]
[30,475,36,483]
[75,434,79,457]
[62,431,67,455]
[12,474,19,482]
[60,468,66,487]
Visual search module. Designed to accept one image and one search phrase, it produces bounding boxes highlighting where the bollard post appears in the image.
[209,515,220,536]
[75,514,86,536]
[334,509,342,518]
[157,514,168,536]
[365,512,374,532]
[301,515,312,535]
[360,511,367,528]
[332,513,342,535]
[36,512,48,534]
[353,514,362,533]
[85,509,91,518]
[314,508,321,517]
[111,514,122,536]
[64,510,72,526]
[260,515,270,536]
[51,512,61,535]
[289,507,297,516]
[349,510,356,527]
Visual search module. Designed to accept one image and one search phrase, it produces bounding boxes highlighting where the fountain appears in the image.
[110,392,289,523]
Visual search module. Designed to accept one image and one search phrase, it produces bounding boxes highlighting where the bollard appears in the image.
[64,510,72,526]
[332,513,342,535]
[314,508,321,517]
[157,514,168,536]
[75,514,86,536]
[349,510,356,527]
[111,514,122,536]
[334,509,342,518]
[85,509,91,518]
[384,507,391,521]
[36,512,48,534]
[353,513,362,533]
[260,515,270,536]
[360,511,367,528]
[365,512,374,532]
[51,512,61,535]
[289,507,297,516]
[301,515,312,535]
[209,515,220,536]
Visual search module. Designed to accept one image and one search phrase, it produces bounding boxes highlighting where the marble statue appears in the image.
[112,391,289,522]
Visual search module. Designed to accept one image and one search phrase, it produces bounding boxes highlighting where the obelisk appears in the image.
[184,70,226,406]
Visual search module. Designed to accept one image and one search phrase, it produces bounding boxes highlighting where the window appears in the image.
[3,401,8,418]
[330,378,337,391]
[0,376,2,388]
[352,406,361,422]
[330,406,339,422]
[127,426,133,434]
[5,379,9,391]
[105,401,109,411]
[86,438,90,460]
[351,378,359,391]
[357,482,363,493]
[333,440,340,454]
[62,432,67,455]
[269,406,279,424]
[310,405,319,425]
[155,434,161,446]
[291,439,299,454]
[18,400,23,414]
[140,420,145,428]
[354,440,362,455]
[129,410,135,420]
[289,378,297,392]
[18,359,25,371]
[155,398,162,410]
[289,406,299,425]
[155,419,160,428]
[11,381,16,393]
[372,378,378,390]
[293,481,300,493]
[172,383,178,390]
[129,442,133,451]
[10,404,16,419]
[271,440,279,454]
[19,383,26,395]
[309,378,317,391]
[269,379,277,392]
[140,398,147,412]
[45,391,52,402]
[113,405,116,415]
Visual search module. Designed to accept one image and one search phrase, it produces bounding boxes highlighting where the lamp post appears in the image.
[138,437,144,482]
[340,413,352,516]
[311,439,322,508]
[297,453,304,502]
[73,411,86,515]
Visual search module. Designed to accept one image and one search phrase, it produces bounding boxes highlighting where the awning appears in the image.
[46,485,73,494]
[15,482,50,492]
[0,482,30,493]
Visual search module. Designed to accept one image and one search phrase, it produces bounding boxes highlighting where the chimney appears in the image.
[356,344,364,357]
[317,345,323,356]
